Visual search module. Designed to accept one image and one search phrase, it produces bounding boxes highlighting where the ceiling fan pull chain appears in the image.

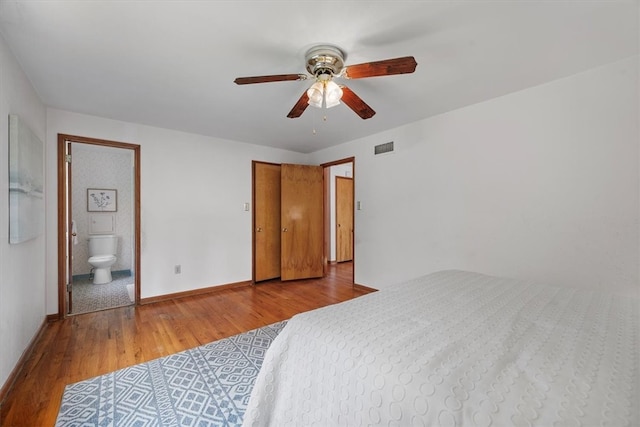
[312,108,317,135]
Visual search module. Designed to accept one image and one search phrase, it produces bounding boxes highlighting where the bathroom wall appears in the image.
[71,143,134,276]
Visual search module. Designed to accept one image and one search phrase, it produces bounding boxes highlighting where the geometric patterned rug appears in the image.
[55,321,287,427]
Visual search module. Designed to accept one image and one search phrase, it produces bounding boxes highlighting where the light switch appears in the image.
[244,202,250,211]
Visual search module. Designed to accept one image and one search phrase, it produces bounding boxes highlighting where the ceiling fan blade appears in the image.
[287,91,310,118]
[344,56,417,79]
[340,86,376,119]
[234,74,307,85]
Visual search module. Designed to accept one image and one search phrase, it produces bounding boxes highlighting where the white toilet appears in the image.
[88,234,118,284]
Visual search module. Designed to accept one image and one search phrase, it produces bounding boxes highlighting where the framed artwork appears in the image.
[87,188,117,212]
[8,114,44,244]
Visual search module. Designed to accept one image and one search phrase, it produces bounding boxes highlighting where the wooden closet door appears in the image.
[336,176,353,262]
[253,162,281,282]
[281,163,324,280]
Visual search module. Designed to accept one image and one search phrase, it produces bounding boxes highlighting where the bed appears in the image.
[242,270,639,426]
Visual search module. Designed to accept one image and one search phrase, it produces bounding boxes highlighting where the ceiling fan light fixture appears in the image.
[307,81,324,108]
[307,80,343,109]
[324,81,343,108]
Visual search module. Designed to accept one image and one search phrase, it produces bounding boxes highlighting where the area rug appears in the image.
[55,321,287,427]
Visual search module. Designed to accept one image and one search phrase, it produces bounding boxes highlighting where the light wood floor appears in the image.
[0,262,371,427]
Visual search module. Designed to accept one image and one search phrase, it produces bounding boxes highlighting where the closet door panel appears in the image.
[253,162,281,282]
[281,163,324,281]
[336,176,353,262]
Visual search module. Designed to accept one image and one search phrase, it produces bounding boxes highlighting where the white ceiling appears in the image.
[0,1,637,153]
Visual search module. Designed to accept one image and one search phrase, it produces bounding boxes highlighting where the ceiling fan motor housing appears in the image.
[305,45,345,78]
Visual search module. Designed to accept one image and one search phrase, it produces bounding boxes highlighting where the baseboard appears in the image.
[0,316,49,406]
[72,269,132,281]
[353,283,378,293]
[46,313,61,322]
[140,280,252,305]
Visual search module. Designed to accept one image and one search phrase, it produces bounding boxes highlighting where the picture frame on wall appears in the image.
[8,114,45,244]
[87,188,117,212]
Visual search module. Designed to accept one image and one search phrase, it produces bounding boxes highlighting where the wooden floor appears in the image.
[0,262,371,427]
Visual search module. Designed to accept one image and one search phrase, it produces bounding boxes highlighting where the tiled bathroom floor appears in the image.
[71,272,134,315]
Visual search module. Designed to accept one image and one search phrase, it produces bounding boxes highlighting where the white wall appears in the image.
[0,35,47,389]
[45,110,307,312]
[311,57,639,296]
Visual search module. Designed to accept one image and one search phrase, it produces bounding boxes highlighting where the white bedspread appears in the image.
[243,270,639,427]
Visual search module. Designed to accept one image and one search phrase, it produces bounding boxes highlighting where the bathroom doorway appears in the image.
[57,134,141,317]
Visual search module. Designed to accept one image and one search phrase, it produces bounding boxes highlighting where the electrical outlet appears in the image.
[174,265,181,274]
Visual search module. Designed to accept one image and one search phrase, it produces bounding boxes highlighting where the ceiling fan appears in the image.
[234,45,417,120]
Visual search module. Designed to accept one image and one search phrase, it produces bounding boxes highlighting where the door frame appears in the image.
[321,157,355,284]
[251,157,355,284]
[56,134,141,319]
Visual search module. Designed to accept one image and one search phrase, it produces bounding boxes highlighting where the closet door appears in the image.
[280,163,324,280]
[336,176,353,262]
[253,162,281,282]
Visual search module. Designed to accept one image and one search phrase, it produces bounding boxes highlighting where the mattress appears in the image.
[243,270,639,426]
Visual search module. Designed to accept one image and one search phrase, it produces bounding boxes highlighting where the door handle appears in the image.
[282,228,288,232]
[256,227,262,232]
[71,232,77,236]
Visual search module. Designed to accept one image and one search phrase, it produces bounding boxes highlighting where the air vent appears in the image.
[374,141,394,155]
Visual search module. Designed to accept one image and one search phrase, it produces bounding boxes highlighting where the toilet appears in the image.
[88,234,118,284]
